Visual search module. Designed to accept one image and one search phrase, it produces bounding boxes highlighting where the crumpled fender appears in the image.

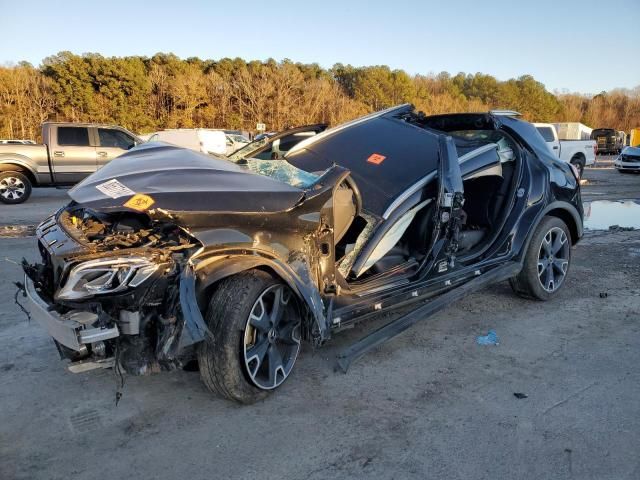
[191,253,329,344]
[177,264,211,348]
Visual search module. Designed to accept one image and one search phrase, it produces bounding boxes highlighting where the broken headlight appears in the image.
[56,257,160,301]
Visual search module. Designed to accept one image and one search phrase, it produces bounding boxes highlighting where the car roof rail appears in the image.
[490,110,522,117]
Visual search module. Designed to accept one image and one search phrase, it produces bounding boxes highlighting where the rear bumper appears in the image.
[24,274,119,352]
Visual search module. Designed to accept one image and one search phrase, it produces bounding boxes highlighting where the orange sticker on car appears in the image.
[367,153,386,165]
[124,194,155,211]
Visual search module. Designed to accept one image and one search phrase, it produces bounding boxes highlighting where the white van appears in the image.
[147,129,227,156]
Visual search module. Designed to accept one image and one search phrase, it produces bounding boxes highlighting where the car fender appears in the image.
[520,200,583,257]
[190,252,329,343]
[0,155,40,179]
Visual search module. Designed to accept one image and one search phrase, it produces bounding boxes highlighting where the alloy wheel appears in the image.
[243,284,301,390]
[0,176,26,201]
[537,226,570,293]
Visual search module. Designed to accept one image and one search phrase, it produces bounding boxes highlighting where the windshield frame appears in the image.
[228,137,270,161]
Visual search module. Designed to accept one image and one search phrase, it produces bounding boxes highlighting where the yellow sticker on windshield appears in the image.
[124,194,155,211]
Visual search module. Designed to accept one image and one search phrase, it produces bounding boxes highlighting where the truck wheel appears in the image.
[570,157,585,177]
[0,171,32,204]
[510,216,572,301]
[197,270,302,404]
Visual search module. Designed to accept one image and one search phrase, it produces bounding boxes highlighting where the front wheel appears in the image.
[510,216,572,301]
[0,171,32,204]
[197,270,302,403]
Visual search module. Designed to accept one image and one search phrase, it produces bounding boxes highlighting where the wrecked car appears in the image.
[21,105,583,403]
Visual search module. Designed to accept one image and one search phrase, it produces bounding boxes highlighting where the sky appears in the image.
[1,0,638,94]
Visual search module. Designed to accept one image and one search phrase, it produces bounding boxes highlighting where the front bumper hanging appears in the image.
[22,274,119,353]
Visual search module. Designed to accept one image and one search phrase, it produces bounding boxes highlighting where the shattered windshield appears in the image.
[228,137,270,161]
[242,159,320,188]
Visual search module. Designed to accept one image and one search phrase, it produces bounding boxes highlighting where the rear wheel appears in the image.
[510,216,572,301]
[197,270,302,403]
[570,156,585,177]
[0,171,32,204]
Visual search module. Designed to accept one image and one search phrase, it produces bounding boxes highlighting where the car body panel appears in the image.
[287,107,442,216]
[68,144,305,221]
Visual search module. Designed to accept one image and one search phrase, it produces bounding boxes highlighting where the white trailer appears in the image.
[552,122,593,141]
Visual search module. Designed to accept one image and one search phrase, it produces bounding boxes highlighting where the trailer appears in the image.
[552,122,593,140]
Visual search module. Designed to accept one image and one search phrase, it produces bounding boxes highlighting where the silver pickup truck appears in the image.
[0,122,141,204]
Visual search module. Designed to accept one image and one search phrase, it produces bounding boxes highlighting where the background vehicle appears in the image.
[617,131,627,148]
[223,131,250,155]
[534,123,596,176]
[590,128,622,154]
[0,122,141,204]
[22,106,583,404]
[630,128,640,147]
[147,129,227,156]
[614,146,640,172]
[0,139,36,145]
[228,124,327,161]
[552,122,592,140]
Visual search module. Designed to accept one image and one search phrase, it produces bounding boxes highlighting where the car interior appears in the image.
[253,132,318,160]
[331,127,522,289]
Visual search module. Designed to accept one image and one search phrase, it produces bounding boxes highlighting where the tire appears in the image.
[197,270,302,404]
[570,157,585,177]
[0,171,32,204]
[510,216,572,301]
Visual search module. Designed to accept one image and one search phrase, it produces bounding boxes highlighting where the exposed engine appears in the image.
[61,205,196,251]
[21,205,203,381]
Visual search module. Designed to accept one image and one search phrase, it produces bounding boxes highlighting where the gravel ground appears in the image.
[0,161,638,480]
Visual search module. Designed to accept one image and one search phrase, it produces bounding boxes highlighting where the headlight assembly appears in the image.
[56,257,160,301]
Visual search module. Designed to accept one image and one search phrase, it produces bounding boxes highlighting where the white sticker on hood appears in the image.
[95,179,135,199]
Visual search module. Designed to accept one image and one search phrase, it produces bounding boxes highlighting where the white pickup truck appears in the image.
[534,123,596,176]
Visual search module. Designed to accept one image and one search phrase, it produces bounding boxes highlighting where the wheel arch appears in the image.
[523,201,582,255]
[570,152,586,164]
[0,161,38,186]
[194,255,328,342]
[546,205,581,245]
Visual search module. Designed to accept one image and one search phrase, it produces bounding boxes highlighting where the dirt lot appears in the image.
[1,159,639,480]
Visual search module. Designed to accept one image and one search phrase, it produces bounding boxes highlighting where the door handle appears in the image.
[97,151,108,157]
[552,146,559,149]
[53,151,65,157]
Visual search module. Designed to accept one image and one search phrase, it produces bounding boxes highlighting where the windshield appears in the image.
[228,137,270,161]
[242,159,319,188]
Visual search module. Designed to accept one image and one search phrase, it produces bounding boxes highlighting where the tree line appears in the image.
[1,51,639,141]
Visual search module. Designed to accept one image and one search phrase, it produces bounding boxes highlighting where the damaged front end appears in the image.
[21,205,203,375]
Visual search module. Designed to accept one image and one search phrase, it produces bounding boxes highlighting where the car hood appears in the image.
[68,143,304,217]
[621,146,640,157]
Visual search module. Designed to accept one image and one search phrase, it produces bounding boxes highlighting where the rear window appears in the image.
[57,127,90,146]
[536,127,556,142]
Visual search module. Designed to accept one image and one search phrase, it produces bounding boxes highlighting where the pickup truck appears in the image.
[0,122,141,204]
[534,123,596,177]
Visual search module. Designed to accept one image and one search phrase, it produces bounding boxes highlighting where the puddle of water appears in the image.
[583,200,640,230]
[0,225,36,238]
